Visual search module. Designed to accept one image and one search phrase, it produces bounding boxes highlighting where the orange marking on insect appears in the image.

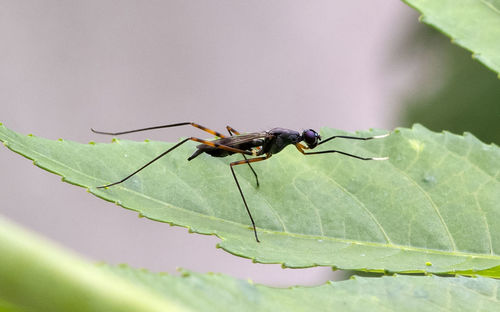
[295,143,306,154]
[192,123,225,138]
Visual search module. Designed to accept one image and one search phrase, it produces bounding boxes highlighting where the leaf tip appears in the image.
[425,262,432,267]
[58,138,64,142]
[88,141,96,145]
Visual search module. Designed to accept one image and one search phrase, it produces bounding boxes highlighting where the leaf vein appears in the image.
[390,164,457,251]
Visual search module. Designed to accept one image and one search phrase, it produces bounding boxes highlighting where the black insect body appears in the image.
[92,122,388,242]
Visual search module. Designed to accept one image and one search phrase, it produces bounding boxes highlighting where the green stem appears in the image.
[0,215,184,312]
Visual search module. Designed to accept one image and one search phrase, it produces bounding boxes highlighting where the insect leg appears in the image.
[98,137,255,188]
[189,123,226,138]
[92,122,227,138]
[226,125,260,187]
[97,138,191,188]
[226,125,241,136]
[230,155,271,242]
[295,143,388,160]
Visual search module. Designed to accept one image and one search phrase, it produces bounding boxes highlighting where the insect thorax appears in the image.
[263,128,301,155]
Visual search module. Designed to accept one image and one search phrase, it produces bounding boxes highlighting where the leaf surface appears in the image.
[2,214,499,312]
[0,123,499,275]
[110,266,500,312]
[403,0,500,76]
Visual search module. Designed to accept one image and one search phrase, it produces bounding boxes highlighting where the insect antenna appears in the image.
[318,133,389,146]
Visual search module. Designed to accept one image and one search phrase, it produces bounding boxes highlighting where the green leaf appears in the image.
[110,266,500,312]
[402,0,500,76]
[0,216,184,312]
[398,24,500,146]
[2,214,499,312]
[0,123,499,275]
[0,299,23,312]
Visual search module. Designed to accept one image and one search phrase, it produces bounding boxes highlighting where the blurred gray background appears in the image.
[1,1,498,287]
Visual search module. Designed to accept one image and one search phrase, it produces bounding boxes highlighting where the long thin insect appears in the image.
[93,123,389,243]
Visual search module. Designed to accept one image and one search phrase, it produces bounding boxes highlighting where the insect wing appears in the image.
[215,132,267,149]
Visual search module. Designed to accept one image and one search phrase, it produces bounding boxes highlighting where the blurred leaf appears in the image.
[0,299,23,312]
[397,25,500,145]
[110,266,500,312]
[403,0,500,76]
[0,123,499,275]
[2,214,500,311]
[0,216,184,312]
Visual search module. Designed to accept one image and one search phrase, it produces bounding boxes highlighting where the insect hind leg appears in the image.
[98,137,253,188]
[97,138,191,188]
[226,125,241,136]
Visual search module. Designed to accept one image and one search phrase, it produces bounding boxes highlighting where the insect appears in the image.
[92,122,389,242]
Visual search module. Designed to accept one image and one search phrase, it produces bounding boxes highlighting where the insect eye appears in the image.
[303,129,319,147]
